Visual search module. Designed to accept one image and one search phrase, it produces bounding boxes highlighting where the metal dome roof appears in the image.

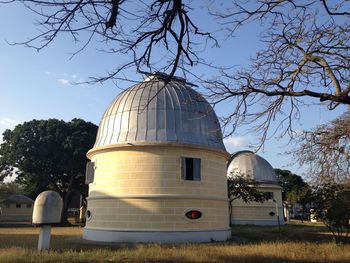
[227,151,278,184]
[2,195,34,204]
[93,74,226,152]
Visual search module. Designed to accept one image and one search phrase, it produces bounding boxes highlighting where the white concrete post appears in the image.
[32,191,63,251]
[38,225,52,251]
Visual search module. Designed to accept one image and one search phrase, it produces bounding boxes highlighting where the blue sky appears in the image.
[0,3,346,178]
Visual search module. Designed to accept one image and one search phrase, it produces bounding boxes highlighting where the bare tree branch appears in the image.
[206,0,350,148]
[292,111,350,184]
[3,0,217,82]
[2,0,350,150]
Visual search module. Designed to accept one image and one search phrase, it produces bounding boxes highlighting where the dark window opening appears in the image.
[16,204,21,208]
[181,157,201,181]
[186,158,194,180]
[265,192,274,200]
[26,204,32,208]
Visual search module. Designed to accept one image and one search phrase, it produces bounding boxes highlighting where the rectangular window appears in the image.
[85,161,95,184]
[16,204,21,208]
[265,192,274,200]
[26,204,32,208]
[181,157,201,181]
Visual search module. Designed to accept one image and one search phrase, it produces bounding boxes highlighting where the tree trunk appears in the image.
[60,174,77,225]
[61,191,72,225]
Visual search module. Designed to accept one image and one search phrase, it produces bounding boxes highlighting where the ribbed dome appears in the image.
[227,151,278,184]
[93,74,225,151]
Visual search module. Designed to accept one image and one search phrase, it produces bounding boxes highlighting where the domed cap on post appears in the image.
[32,191,63,225]
[92,73,226,152]
[227,151,278,184]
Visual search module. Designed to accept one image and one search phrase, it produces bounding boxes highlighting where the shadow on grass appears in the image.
[230,222,335,244]
[0,221,32,228]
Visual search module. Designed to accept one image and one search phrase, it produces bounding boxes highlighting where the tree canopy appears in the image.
[0,182,25,201]
[312,183,350,244]
[275,169,312,221]
[293,111,350,184]
[2,0,350,146]
[275,169,310,203]
[0,118,98,223]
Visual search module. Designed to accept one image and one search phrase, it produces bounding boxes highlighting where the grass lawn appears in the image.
[0,221,349,263]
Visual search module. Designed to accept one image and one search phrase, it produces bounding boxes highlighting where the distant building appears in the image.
[67,193,83,218]
[0,195,34,222]
[227,151,284,226]
[83,73,230,243]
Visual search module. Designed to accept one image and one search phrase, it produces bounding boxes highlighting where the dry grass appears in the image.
[0,223,349,263]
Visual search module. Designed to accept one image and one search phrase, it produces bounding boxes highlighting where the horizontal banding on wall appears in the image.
[87,194,228,201]
[85,198,229,231]
[83,229,231,243]
[231,219,284,226]
[87,142,230,160]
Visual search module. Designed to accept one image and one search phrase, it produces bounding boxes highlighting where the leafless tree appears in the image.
[1,0,216,83]
[293,111,350,184]
[207,0,350,146]
[2,1,350,146]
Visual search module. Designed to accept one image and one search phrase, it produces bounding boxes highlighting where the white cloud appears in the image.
[45,70,84,85]
[223,136,249,147]
[62,72,79,79]
[57,78,70,85]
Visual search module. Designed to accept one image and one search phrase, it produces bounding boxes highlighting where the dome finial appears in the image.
[145,72,197,87]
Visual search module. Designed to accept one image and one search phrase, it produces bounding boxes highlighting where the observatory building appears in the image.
[0,195,34,222]
[83,73,231,243]
[227,151,284,226]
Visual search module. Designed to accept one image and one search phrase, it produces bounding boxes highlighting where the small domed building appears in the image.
[83,73,231,243]
[0,195,34,222]
[227,151,284,226]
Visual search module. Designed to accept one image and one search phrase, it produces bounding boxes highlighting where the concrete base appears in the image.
[231,219,285,226]
[83,228,231,243]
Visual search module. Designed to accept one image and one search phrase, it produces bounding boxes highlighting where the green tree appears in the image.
[275,169,312,221]
[227,174,268,225]
[312,183,350,244]
[275,169,308,201]
[0,118,97,223]
[0,182,25,201]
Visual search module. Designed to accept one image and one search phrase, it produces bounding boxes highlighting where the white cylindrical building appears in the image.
[83,74,231,243]
[227,151,284,226]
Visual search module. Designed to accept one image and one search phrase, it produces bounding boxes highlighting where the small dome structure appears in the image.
[227,151,284,226]
[2,195,34,205]
[0,195,34,222]
[93,73,225,152]
[227,151,278,184]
